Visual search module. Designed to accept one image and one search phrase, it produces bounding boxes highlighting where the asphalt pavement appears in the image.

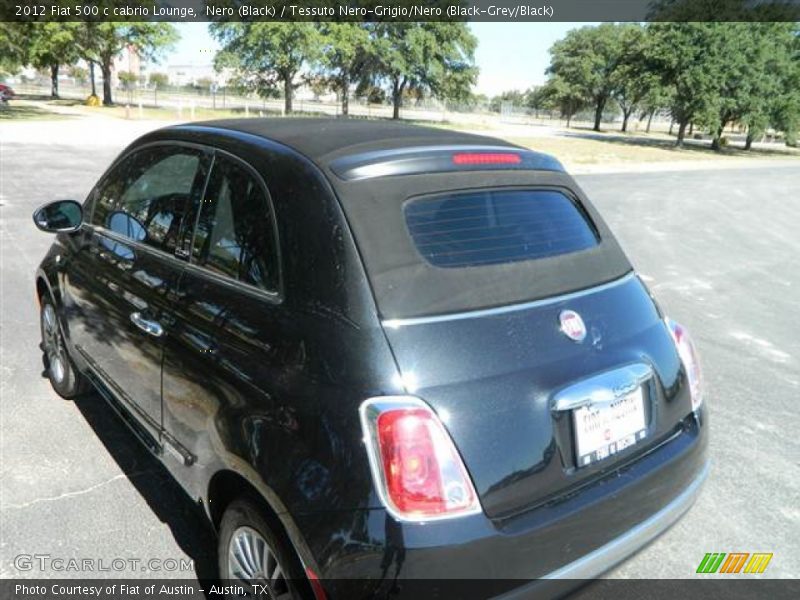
[1,124,798,582]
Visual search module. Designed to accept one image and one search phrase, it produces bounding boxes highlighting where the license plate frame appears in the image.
[573,385,648,468]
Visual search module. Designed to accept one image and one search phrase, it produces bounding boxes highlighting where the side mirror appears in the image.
[32,200,83,233]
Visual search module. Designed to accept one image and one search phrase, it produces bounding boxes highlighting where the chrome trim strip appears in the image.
[552,363,654,412]
[382,271,636,329]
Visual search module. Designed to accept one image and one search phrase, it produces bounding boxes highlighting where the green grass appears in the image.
[0,103,70,121]
[55,102,283,122]
[500,132,800,167]
[5,97,798,169]
[411,120,495,132]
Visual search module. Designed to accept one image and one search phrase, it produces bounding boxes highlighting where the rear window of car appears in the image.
[404,188,599,268]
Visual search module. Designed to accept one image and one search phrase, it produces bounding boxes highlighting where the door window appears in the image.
[190,155,279,293]
[92,146,207,255]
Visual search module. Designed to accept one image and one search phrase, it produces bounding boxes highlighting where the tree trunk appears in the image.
[710,122,726,151]
[675,120,688,147]
[341,74,350,116]
[744,131,754,151]
[283,78,293,114]
[50,64,60,98]
[391,77,403,120]
[669,119,674,135]
[593,97,606,131]
[89,62,97,96]
[621,108,632,132]
[689,122,694,136]
[101,60,113,106]
[646,109,654,133]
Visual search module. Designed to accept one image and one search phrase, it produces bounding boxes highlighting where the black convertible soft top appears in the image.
[194,117,521,166]
[172,119,632,319]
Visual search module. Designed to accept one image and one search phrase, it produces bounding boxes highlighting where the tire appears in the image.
[218,498,308,600]
[40,297,88,399]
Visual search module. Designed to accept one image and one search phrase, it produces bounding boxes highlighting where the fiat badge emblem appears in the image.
[559,310,586,342]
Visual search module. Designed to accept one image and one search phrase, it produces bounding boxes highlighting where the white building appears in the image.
[160,64,228,87]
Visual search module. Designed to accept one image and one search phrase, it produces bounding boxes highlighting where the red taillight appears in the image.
[452,152,522,165]
[666,318,704,412]
[360,397,480,521]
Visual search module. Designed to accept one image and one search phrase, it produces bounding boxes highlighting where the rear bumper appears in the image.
[499,459,708,598]
[296,411,708,599]
[546,459,708,580]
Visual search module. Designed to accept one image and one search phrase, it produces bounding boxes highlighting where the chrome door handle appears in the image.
[130,312,164,338]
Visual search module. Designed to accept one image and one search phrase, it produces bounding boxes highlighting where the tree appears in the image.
[358,84,386,105]
[538,76,587,128]
[609,24,657,133]
[647,0,800,21]
[69,65,89,86]
[369,23,416,119]
[118,71,137,90]
[149,72,169,105]
[318,23,373,116]
[28,23,81,98]
[638,81,673,134]
[370,23,477,119]
[736,24,798,150]
[525,86,549,114]
[0,23,31,77]
[196,76,215,90]
[210,23,320,114]
[437,48,478,109]
[307,76,330,101]
[547,24,627,131]
[771,32,800,147]
[648,22,798,149]
[149,72,169,88]
[489,90,525,113]
[698,24,766,150]
[78,21,178,106]
[647,23,731,146]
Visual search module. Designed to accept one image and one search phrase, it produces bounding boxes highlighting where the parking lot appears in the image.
[1,120,798,582]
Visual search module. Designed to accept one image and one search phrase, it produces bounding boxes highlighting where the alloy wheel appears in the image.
[227,526,292,599]
[42,303,66,383]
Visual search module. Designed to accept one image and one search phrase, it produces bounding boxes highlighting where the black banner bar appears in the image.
[2,579,800,600]
[2,0,800,22]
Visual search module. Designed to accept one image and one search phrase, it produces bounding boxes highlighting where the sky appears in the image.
[167,22,592,96]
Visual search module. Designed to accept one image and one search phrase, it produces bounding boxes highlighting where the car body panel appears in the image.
[293,411,707,597]
[381,273,689,518]
[137,128,401,514]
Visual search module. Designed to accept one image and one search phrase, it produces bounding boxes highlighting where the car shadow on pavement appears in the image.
[71,389,220,592]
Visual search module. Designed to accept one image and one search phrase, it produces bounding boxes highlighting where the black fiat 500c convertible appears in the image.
[33,119,707,599]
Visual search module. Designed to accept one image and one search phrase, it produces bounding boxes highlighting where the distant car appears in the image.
[0,83,15,103]
[32,119,708,598]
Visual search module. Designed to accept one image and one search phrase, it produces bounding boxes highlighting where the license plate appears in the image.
[573,386,647,467]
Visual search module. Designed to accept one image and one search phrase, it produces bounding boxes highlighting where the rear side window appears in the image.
[404,189,598,268]
[191,155,279,293]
